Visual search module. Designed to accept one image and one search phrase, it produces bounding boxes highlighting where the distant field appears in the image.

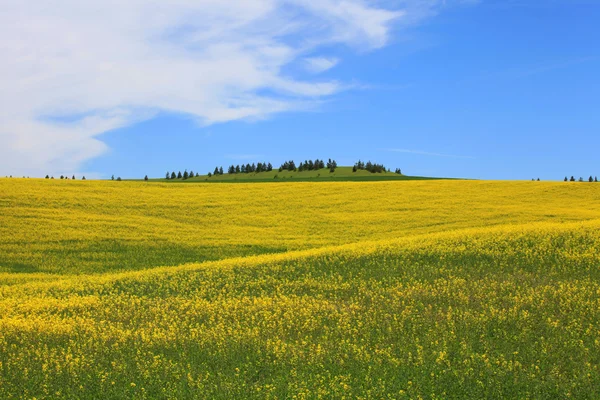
[154,166,442,182]
[1,179,600,398]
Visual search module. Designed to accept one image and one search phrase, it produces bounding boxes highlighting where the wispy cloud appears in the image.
[383,148,476,159]
[224,154,263,161]
[0,0,470,177]
[304,57,340,73]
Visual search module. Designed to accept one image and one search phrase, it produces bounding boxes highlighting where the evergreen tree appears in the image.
[45,175,49,179]
[72,175,76,180]
[183,170,189,180]
[111,175,114,180]
[60,175,64,179]
[570,176,575,182]
[564,177,568,182]
[219,166,224,175]
[166,172,170,179]
[189,170,194,178]
[171,172,177,180]
[144,175,149,181]
[236,165,241,173]
[353,165,357,172]
[589,176,594,182]
[267,163,273,171]
[208,172,212,177]
[82,176,86,180]
[117,177,122,181]
[579,177,584,182]
[177,171,182,179]
[196,172,199,177]
[241,164,247,173]
[228,165,235,174]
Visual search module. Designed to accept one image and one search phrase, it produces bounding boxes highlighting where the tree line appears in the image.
[165,170,200,180]
[227,162,273,175]
[564,176,598,182]
[353,160,400,174]
[45,175,86,180]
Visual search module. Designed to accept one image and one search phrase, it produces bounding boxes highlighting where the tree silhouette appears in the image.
[144,175,149,181]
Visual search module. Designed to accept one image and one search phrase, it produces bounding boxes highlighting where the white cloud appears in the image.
[304,57,340,73]
[0,0,456,177]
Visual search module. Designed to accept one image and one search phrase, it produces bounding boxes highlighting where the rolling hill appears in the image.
[155,166,443,182]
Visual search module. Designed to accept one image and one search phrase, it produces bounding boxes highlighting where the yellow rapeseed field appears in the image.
[1,178,600,398]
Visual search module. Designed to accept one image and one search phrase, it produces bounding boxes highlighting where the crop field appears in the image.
[1,179,600,399]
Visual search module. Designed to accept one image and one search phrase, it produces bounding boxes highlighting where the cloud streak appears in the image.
[0,0,463,177]
[383,148,476,159]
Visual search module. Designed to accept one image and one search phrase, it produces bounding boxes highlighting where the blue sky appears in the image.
[2,0,598,180]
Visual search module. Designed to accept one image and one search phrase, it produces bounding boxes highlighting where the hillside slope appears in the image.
[159,166,442,182]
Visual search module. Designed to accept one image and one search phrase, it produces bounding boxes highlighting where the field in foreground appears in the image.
[1,179,600,398]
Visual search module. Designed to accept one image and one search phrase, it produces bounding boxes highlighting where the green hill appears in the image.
[157,167,443,182]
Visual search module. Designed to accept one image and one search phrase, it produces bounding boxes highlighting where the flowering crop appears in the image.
[0,178,599,398]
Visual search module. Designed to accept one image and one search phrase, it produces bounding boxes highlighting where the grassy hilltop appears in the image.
[1,179,600,398]
[155,166,441,182]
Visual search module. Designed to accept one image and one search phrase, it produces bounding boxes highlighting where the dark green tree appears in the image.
[82,176,86,180]
[144,175,149,181]
[171,172,177,179]
[589,176,594,182]
[166,172,170,179]
[183,170,189,179]
[45,175,49,179]
[111,175,114,180]
[72,175,76,180]
[117,177,122,181]
[177,171,182,179]
[219,166,224,175]
[570,176,575,182]
[564,177,568,182]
